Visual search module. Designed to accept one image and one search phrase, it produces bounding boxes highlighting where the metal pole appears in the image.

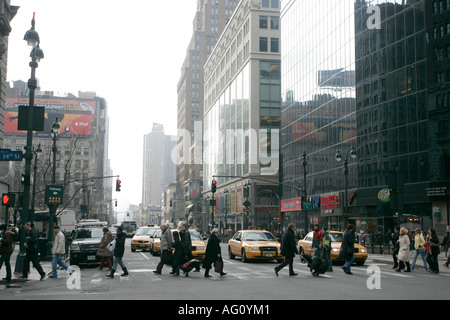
[15,33,38,273]
[302,151,308,233]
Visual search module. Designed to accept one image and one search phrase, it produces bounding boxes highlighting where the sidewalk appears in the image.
[0,245,55,285]
[369,252,450,273]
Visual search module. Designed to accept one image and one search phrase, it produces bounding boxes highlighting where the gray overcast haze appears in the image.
[6,0,197,213]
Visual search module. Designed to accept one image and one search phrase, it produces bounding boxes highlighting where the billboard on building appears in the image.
[4,109,92,136]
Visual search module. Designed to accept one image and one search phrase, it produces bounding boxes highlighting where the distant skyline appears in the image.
[6,0,198,209]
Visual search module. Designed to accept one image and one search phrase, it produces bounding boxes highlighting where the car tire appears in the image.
[242,249,249,263]
[228,247,235,259]
[131,249,136,252]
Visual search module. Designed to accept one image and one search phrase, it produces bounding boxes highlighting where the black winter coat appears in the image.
[172,238,184,266]
[339,229,356,260]
[203,234,221,269]
[180,229,193,259]
[281,228,298,259]
[114,232,126,258]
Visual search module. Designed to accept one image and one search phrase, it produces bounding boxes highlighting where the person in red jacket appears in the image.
[312,224,323,257]
[0,224,14,282]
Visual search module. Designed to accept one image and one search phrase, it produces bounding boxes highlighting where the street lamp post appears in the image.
[302,151,308,233]
[15,13,44,273]
[30,144,42,224]
[335,146,357,228]
[45,117,59,260]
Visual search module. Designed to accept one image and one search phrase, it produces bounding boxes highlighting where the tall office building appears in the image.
[203,0,281,231]
[425,0,450,234]
[176,0,238,222]
[281,0,449,236]
[3,84,112,221]
[280,0,357,231]
[142,123,176,209]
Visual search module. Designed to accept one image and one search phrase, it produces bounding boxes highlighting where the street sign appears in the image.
[243,200,251,208]
[302,201,312,211]
[0,149,23,161]
[45,185,64,206]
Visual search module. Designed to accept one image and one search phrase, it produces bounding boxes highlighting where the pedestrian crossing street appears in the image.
[112,250,450,283]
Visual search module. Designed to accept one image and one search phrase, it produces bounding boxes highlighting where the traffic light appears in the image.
[2,193,15,207]
[116,179,121,192]
[211,179,217,193]
[243,185,249,198]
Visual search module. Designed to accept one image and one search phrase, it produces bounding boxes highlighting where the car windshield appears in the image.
[154,230,162,238]
[329,233,344,242]
[189,230,202,241]
[136,228,152,236]
[74,228,103,240]
[243,232,276,241]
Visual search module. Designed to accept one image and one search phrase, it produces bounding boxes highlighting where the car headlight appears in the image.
[331,248,339,252]
[196,246,206,251]
[247,247,260,251]
[71,243,81,252]
[360,248,367,253]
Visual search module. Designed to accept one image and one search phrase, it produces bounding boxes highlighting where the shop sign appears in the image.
[426,187,447,197]
[377,188,391,203]
[320,194,339,209]
[280,198,302,212]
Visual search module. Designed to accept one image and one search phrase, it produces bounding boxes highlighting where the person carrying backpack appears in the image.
[321,227,333,272]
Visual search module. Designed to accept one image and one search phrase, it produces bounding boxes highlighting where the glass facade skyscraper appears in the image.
[281,0,357,230]
[281,0,449,235]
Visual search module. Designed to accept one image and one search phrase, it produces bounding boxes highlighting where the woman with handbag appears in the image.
[395,227,411,272]
[97,227,113,271]
[107,226,128,278]
[203,228,226,278]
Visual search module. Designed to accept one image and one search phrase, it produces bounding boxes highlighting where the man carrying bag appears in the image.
[153,224,173,274]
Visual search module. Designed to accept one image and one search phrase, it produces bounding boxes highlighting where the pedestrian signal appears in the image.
[2,193,15,206]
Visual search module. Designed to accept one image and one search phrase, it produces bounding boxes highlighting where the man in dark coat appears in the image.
[21,222,46,280]
[107,226,128,278]
[339,224,357,274]
[178,221,193,261]
[275,223,298,276]
[203,228,226,278]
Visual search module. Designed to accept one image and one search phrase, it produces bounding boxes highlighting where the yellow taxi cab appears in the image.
[150,228,163,256]
[228,229,283,263]
[297,230,368,265]
[130,225,159,252]
[171,229,207,260]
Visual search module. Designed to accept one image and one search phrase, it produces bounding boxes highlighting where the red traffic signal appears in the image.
[116,179,121,192]
[2,193,15,206]
[211,179,217,193]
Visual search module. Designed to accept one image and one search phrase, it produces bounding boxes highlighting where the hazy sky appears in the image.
[7,0,197,211]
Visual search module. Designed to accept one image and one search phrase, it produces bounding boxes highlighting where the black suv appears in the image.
[70,227,104,266]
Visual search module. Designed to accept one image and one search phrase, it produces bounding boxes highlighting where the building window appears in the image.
[260,37,268,52]
[271,16,279,29]
[260,16,268,28]
[271,38,279,52]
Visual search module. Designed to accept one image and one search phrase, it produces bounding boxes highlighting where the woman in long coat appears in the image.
[203,229,226,278]
[339,224,357,274]
[396,227,411,272]
[172,231,184,276]
[97,227,113,271]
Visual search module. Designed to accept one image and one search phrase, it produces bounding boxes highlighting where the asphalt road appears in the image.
[1,239,448,303]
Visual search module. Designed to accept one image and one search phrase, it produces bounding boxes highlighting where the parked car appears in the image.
[228,230,283,263]
[297,231,368,265]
